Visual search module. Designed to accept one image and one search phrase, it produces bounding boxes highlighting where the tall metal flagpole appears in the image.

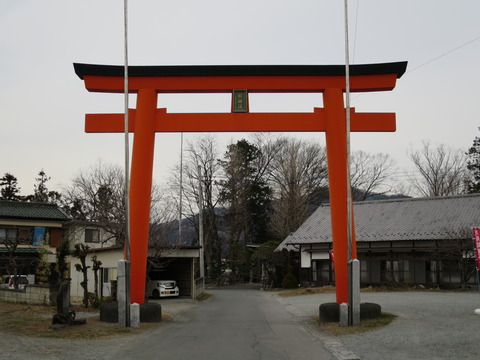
[344,0,352,266]
[124,0,131,262]
[122,0,131,328]
[344,0,360,326]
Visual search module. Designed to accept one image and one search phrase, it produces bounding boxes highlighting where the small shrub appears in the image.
[281,272,298,289]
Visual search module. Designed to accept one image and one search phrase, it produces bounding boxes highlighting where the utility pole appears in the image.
[179,133,183,244]
[197,165,205,281]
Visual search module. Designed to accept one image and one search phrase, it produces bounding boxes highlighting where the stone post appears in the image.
[339,303,349,327]
[130,303,140,327]
[118,259,131,327]
[349,259,361,326]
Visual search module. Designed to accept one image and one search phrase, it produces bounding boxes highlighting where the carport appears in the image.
[147,245,203,299]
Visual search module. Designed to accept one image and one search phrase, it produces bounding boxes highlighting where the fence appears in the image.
[0,284,58,306]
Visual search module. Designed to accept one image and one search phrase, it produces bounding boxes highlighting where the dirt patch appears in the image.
[0,301,167,339]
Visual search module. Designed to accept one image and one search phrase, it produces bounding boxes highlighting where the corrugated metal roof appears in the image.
[0,200,70,222]
[279,194,480,249]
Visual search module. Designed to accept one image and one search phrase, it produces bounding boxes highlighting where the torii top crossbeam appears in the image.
[74,61,407,304]
[74,62,406,92]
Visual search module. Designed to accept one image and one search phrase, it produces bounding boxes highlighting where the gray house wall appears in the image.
[300,239,476,288]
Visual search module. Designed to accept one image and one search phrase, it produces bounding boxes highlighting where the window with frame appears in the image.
[0,228,16,240]
[0,228,31,244]
[85,228,100,243]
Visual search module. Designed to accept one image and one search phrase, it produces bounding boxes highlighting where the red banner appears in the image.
[472,228,480,270]
[329,250,335,265]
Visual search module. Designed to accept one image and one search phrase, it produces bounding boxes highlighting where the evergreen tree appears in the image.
[466,136,480,193]
[219,139,272,245]
[25,170,61,203]
[0,173,22,201]
[219,139,272,279]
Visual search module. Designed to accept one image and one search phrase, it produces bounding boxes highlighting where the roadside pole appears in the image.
[472,228,480,294]
[471,228,480,315]
[197,165,205,288]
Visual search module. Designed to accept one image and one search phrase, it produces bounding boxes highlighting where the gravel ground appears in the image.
[276,291,480,360]
[0,297,198,360]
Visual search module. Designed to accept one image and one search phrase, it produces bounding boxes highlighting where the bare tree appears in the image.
[408,141,468,197]
[168,135,223,280]
[72,243,90,308]
[439,227,476,289]
[350,151,397,200]
[62,161,127,244]
[147,196,180,276]
[267,137,328,240]
[91,255,102,306]
[250,133,284,183]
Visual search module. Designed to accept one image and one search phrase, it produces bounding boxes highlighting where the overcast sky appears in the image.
[1,1,479,195]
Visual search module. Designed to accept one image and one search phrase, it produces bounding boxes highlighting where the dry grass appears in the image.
[278,285,476,297]
[278,287,398,335]
[278,286,337,297]
[317,313,397,336]
[0,301,166,339]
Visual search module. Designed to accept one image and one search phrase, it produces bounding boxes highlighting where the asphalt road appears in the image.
[2,287,480,359]
[104,286,335,360]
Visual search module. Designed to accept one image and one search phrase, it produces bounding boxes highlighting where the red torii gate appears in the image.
[74,62,407,305]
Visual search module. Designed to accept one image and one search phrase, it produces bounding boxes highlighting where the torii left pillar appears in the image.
[129,88,157,302]
[74,62,407,305]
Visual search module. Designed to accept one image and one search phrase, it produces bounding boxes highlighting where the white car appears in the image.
[0,275,29,290]
[146,280,179,299]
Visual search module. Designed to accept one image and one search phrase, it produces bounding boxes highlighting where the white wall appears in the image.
[300,244,330,268]
[69,248,123,303]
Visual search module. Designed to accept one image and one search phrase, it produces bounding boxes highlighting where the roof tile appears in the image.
[279,194,480,248]
[0,200,70,222]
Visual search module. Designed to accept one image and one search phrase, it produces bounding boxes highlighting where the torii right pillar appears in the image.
[324,87,357,304]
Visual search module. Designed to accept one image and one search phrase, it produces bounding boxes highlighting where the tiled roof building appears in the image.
[277,194,480,288]
[0,200,71,281]
[0,200,70,222]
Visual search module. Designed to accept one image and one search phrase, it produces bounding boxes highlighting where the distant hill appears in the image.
[151,193,412,246]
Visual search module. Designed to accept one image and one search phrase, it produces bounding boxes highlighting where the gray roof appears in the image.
[279,194,480,248]
[0,200,70,222]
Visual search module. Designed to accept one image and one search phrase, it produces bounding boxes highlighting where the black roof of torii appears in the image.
[74,62,408,80]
